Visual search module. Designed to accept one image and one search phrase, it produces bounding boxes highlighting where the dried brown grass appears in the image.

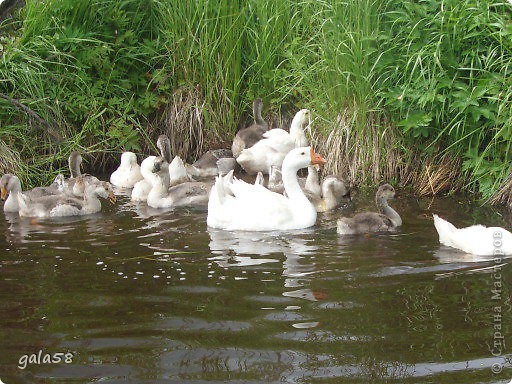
[309,108,466,196]
[151,85,231,162]
[0,139,22,175]
[409,154,466,196]
[491,173,512,208]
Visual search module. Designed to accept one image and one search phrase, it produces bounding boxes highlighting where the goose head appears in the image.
[139,156,157,179]
[84,180,116,203]
[156,135,172,163]
[291,109,311,128]
[152,156,169,174]
[1,174,22,200]
[289,109,311,147]
[120,152,138,168]
[69,151,83,178]
[282,146,326,173]
[375,183,396,203]
[0,173,13,200]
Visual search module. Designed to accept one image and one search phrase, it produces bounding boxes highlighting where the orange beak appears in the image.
[310,148,327,166]
[1,187,8,200]
[108,192,117,204]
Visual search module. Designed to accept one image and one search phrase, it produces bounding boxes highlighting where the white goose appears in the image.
[110,152,143,188]
[433,214,512,255]
[236,109,310,175]
[131,156,157,202]
[208,146,326,231]
[131,135,170,202]
[1,174,67,213]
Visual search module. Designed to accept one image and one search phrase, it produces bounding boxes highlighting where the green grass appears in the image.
[0,0,511,200]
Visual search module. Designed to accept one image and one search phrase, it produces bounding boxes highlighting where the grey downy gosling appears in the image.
[337,184,401,235]
[17,178,116,218]
[266,165,349,213]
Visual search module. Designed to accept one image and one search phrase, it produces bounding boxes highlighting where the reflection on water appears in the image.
[0,194,511,383]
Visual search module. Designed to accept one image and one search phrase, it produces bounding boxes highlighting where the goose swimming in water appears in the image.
[433,214,512,255]
[17,178,116,218]
[1,174,67,213]
[66,151,101,197]
[337,184,401,235]
[208,147,327,231]
[110,152,144,188]
[131,135,171,202]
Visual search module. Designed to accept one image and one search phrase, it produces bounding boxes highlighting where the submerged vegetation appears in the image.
[0,0,511,201]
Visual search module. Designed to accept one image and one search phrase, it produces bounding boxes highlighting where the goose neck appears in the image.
[254,100,266,126]
[289,119,307,147]
[9,179,22,193]
[158,139,172,163]
[152,172,170,198]
[377,197,402,227]
[282,162,307,202]
[70,158,81,178]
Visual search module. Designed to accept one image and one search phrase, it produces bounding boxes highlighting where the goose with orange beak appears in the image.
[208,146,326,231]
[17,179,116,218]
[1,173,71,213]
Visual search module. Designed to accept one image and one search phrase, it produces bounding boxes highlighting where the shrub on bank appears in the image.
[0,0,510,202]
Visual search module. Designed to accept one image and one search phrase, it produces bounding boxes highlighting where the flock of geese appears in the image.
[1,99,512,256]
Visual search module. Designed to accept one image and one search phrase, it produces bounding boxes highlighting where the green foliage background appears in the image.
[0,0,511,198]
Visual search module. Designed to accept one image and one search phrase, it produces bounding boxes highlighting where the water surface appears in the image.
[0,191,511,383]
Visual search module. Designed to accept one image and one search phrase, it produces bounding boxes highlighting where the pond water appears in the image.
[0,190,511,383]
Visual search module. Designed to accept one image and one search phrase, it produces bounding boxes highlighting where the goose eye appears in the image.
[301,151,305,155]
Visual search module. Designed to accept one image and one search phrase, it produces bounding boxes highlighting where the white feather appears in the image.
[433,214,512,255]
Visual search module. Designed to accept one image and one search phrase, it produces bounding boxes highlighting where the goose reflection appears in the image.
[208,228,322,301]
[4,212,79,244]
[433,245,512,267]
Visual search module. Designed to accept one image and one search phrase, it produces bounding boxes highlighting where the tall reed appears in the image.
[0,0,511,200]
